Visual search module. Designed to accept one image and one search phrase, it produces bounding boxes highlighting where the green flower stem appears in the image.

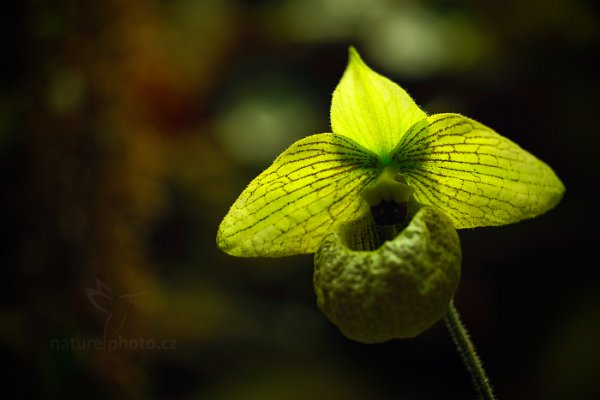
[444,300,496,400]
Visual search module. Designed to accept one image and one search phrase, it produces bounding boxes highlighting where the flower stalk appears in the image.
[445,300,496,400]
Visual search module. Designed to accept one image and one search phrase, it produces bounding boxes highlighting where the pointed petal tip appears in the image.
[347,46,363,65]
[216,221,243,257]
[216,234,246,258]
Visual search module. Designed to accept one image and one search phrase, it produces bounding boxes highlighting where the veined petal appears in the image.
[217,133,379,256]
[393,114,565,228]
[331,47,427,160]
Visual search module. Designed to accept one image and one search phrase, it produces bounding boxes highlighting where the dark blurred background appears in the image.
[1,0,599,399]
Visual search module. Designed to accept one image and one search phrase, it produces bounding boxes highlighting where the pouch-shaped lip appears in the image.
[314,206,462,343]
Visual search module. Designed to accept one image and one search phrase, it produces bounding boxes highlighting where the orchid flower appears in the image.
[217,47,564,344]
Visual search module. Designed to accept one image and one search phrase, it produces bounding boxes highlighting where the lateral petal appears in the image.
[393,114,565,228]
[217,133,379,256]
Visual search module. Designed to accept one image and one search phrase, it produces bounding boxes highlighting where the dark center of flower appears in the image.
[370,199,408,226]
[345,166,420,250]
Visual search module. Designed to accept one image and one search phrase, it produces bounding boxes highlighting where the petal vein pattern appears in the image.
[217,133,379,256]
[393,114,565,228]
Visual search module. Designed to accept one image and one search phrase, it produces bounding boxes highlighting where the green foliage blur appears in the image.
[1,0,598,399]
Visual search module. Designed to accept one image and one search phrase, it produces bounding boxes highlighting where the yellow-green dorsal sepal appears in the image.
[314,205,461,343]
[331,47,427,161]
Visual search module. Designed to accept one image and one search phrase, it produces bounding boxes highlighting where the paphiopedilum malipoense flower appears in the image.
[217,47,564,343]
